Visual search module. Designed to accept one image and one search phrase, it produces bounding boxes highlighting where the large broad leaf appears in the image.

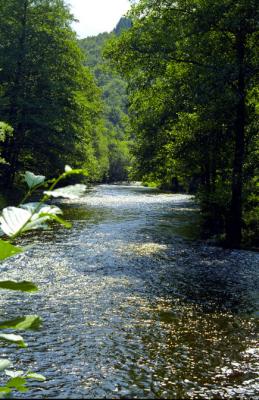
[0,205,61,237]
[0,359,11,372]
[0,207,31,236]
[24,213,71,231]
[6,377,28,392]
[21,203,62,216]
[23,215,50,232]
[0,315,41,330]
[44,184,86,200]
[23,203,65,230]
[0,240,23,261]
[0,281,38,292]
[24,171,45,189]
[0,333,27,348]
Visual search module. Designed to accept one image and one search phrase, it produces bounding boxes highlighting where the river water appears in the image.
[0,184,258,399]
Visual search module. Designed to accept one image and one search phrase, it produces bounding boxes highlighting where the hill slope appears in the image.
[79,19,132,182]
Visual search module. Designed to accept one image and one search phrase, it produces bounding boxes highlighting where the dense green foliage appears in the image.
[0,0,257,248]
[0,123,13,165]
[105,0,259,248]
[0,0,104,186]
[79,19,132,182]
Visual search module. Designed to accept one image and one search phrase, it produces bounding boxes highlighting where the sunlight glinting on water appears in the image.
[0,185,258,399]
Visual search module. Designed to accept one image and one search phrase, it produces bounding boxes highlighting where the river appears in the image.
[0,184,258,398]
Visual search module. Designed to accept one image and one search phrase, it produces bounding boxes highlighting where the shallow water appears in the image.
[0,184,258,399]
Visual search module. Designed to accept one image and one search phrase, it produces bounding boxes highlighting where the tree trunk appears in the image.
[226,31,246,248]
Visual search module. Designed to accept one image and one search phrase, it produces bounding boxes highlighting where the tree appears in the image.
[0,0,103,186]
[105,0,259,247]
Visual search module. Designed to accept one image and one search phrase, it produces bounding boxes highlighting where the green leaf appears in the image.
[39,213,72,229]
[0,240,23,261]
[6,377,28,392]
[0,387,11,399]
[26,373,46,382]
[0,333,27,348]
[0,315,41,330]
[0,281,38,292]
[0,203,64,237]
[44,184,86,199]
[21,203,62,216]
[0,359,12,372]
[24,171,45,189]
[0,207,31,237]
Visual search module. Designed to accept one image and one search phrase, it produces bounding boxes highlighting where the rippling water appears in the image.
[0,185,258,398]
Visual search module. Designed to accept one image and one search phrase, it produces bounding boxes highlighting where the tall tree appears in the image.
[105,0,259,247]
[0,0,103,185]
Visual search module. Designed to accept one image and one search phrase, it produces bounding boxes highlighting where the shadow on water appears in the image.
[0,184,258,399]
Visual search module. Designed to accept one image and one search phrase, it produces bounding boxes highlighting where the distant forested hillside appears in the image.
[79,18,132,182]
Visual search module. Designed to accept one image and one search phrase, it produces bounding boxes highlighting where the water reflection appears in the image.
[0,184,258,399]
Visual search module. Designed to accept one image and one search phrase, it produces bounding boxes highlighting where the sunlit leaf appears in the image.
[0,387,11,398]
[0,281,38,292]
[26,373,46,382]
[23,216,49,232]
[0,207,31,236]
[0,334,27,348]
[24,171,45,189]
[0,359,11,372]
[44,184,86,199]
[0,240,23,260]
[5,371,23,378]
[0,315,41,330]
[6,377,28,392]
[0,205,62,236]
[21,203,62,216]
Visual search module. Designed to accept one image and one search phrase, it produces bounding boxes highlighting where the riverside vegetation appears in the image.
[0,0,258,248]
[0,166,88,396]
[0,0,258,397]
[0,1,132,187]
[105,0,259,249]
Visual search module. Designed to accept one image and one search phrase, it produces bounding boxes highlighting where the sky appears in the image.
[66,0,131,38]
